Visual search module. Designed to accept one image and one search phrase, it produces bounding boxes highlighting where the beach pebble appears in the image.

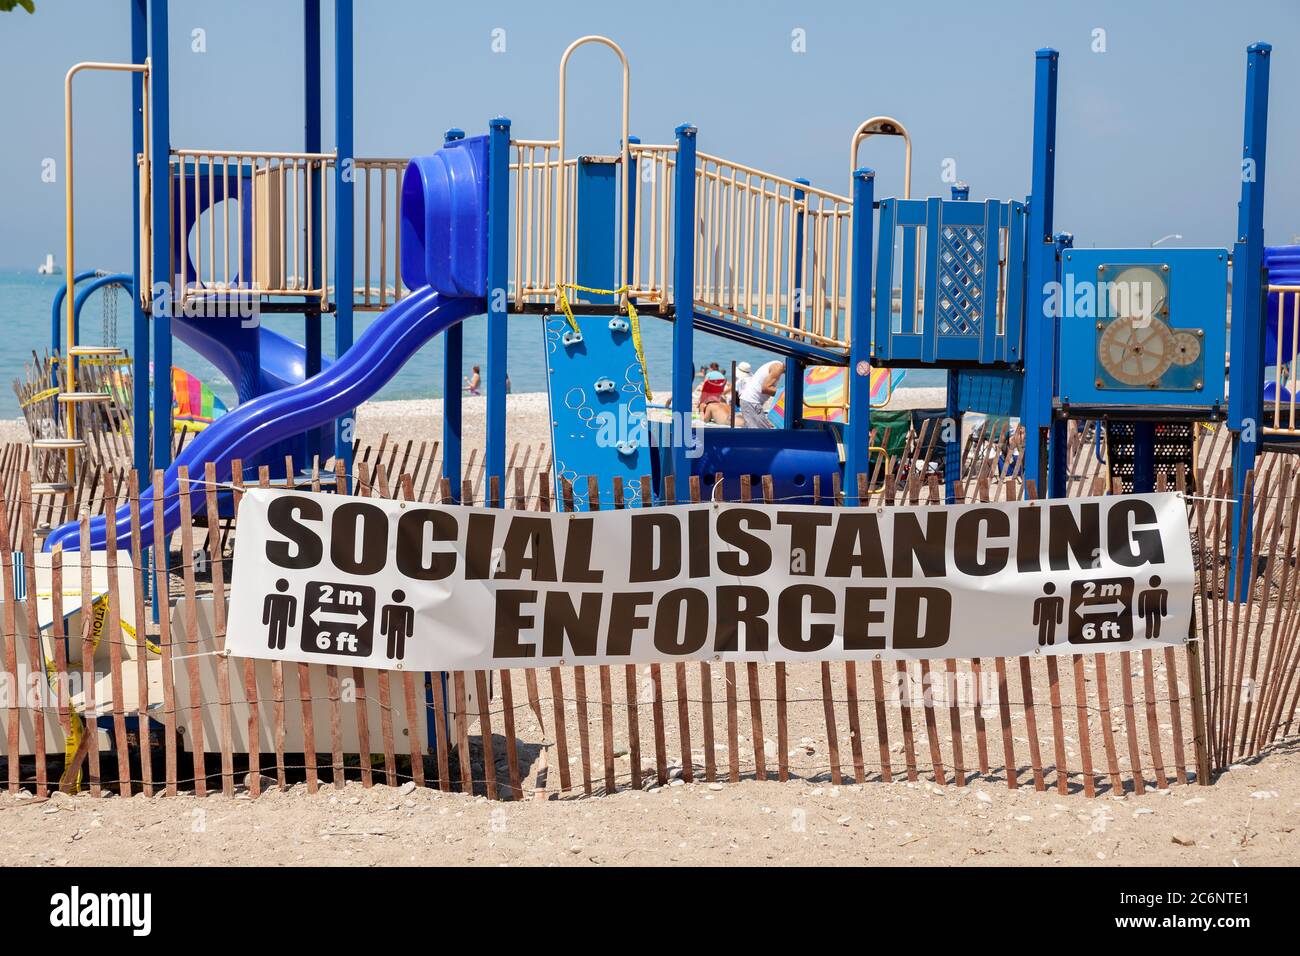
[243,773,277,791]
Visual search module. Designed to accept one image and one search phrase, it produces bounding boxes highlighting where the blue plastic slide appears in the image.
[45,288,482,552]
[46,132,494,553]
[172,317,326,400]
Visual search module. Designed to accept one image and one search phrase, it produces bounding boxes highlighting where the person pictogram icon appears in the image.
[263,578,297,650]
[1033,582,1065,647]
[381,589,414,661]
[1137,575,1169,639]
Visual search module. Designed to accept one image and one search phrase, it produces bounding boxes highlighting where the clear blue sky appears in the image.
[1,0,1297,270]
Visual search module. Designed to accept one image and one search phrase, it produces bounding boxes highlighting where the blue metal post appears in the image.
[1228,42,1272,590]
[845,168,876,504]
[304,0,323,380]
[149,0,171,473]
[1047,230,1074,497]
[1021,48,1059,497]
[944,182,969,501]
[786,178,809,429]
[486,117,511,493]
[670,124,698,502]
[333,0,354,475]
[1132,423,1156,492]
[130,0,148,483]
[943,373,960,502]
[441,128,465,500]
[624,135,639,293]
[129,0,152,618]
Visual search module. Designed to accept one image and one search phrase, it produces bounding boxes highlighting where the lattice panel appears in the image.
[936,224,985,336]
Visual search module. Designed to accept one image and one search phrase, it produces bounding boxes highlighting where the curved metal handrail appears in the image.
[850,116,912,198]
[72,272,133,347]
[555,35,630,293]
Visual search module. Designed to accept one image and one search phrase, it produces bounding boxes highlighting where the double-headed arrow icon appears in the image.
[1080,598,1126,617]
[309,606,368,628]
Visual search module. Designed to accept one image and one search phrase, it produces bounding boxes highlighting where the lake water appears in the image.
[0,270,943,420]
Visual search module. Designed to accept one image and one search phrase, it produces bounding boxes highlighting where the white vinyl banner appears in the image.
[225,490,1195,671]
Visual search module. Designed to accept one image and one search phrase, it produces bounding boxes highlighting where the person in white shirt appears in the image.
[738,359,784,428]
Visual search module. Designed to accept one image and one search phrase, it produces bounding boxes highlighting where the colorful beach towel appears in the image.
[171,366,228,431]
[767,365,902,426]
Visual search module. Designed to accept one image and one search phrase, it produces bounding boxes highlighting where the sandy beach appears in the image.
[341,386,949,459]
[1,387,953,459]
[0,746,1295,867]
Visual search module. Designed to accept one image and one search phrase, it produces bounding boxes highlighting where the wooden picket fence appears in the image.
[0,427,1297,801]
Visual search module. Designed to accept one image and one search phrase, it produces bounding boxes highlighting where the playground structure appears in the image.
[31,6,1290,554]
[6,3,1300,800]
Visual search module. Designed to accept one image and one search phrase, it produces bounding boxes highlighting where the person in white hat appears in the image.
[731,361,753,424]
[735,361,753,390]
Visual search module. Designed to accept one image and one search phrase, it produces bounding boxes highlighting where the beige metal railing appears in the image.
[509,141,577,308]
[628,142,676,307]
[146,151,420,313]
[1265,284,1300,436]
[693,152,853,351]
[164,150,332,312]
[354,158,407,310]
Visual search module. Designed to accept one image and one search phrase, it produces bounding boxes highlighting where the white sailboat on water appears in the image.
[36,253,62,275]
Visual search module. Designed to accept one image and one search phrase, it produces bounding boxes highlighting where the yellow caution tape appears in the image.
[555,283,653,402]
[20,387,59,409]
[44,592,159,792]
[49,356,132,367]
[78,357,132,367]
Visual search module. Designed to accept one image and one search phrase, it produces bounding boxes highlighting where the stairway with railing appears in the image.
[506,135,856,361]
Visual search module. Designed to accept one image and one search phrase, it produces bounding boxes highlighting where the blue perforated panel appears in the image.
[544,313,652,510]
[872,197,1026,367]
